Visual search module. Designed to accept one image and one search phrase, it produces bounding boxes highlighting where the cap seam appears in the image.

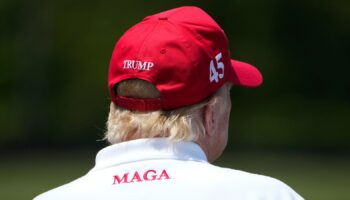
[136,21,160,60]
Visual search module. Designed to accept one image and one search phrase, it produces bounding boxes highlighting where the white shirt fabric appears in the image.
[34,138,304,200]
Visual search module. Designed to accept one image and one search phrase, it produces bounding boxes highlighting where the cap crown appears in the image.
[109,6,235,110]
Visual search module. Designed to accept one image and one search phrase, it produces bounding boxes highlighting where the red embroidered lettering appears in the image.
[112,169,170,185]
[130,171,142,182]
[157,169,170,180]
[113,173,129,184]
[143,170,157,181]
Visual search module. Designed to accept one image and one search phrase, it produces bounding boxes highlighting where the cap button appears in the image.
[158,16,168,20]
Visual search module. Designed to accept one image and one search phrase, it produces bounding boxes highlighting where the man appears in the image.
[35,6,303,200]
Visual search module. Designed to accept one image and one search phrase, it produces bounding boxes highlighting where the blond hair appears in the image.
[105,79,229,144]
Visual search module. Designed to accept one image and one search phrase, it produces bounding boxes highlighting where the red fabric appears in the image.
[108,6,263,111]
[230,60,263,88]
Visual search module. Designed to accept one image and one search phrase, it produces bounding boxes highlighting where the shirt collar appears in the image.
[90,138,208,172]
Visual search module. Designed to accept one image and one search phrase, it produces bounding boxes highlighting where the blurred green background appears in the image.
[1,0,349,199]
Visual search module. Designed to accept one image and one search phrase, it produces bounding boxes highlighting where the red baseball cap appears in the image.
[108,6,263,111]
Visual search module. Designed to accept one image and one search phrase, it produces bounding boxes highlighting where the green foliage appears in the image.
[0,0,349,150]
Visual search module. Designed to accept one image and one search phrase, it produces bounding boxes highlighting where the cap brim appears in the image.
[229,59,263,88]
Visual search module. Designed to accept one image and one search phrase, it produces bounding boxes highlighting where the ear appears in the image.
[203,103,216,137]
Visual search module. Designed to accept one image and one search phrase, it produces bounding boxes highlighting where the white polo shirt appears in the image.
[34,138,303,200]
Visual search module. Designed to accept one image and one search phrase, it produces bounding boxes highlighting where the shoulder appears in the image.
[34,184,72,200]
[34,185,66,200]
[33,176,87,200]
[186,163,304,200]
